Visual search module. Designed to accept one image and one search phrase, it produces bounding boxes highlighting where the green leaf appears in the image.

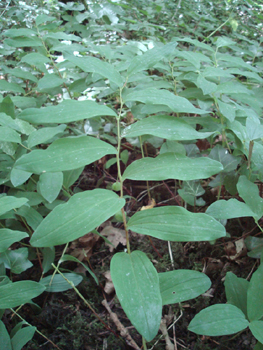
[159,270,211,305]
[16,206,43,231]
[237,176,263,221]
[30,189,125,247]
[246,119,263,141]
[0,281,45,308]
[127,206,226,241]
[188,304,249,336]
[0,229,28,253]
[206,199,256,220]
[11,325,36,350]
[63,167,84,189]
[0,321,12,350]
[224,272,249,318]
[20,53,51,66]
[37,74,64,91]
[4,37,43,47]
[247,263,263,321]
[249,321,263,344]
[59,254,98,284]
[40,273,83,292]
[15,136,117,174]
[4,28,37,37]
[38,172,63,203]
[218,99,236,122]
[19,100,117,124]
[111,251,162,342]
[197,75,217,95]
[177,51,211,70]
[208,145,240,172]
[35,14,56,26]
[66,55,123,87]
[0,248,33,274]
[123,153,223,181]
[122,115,214,140]
[42,247,55,274]
[124,88,207,114]
[0,126,21,143]
[254,341,263,350]
[0,196,28,216]
[127,42,176,76]
[27,124,66,149]
[0,81,25,94]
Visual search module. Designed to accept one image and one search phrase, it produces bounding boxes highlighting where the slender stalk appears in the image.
[116,83,131,254]
[51,264,116,333]
[10,308,62,350]
[142,336,148,350]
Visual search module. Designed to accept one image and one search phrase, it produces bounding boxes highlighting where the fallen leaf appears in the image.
[100,225,126,252]
[103,270,115,294]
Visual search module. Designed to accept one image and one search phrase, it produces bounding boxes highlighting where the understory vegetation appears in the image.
[0,0,263,349]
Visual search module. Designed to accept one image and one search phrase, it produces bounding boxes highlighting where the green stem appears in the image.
[10,308,62,350]
[202,17,230,42]
[116,82,131,254]
[142,336,147,350]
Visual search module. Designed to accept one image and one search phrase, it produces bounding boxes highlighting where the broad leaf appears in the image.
[159,270,211,305]
[14,136,117,174]
[247,263,263,321]
[0,248,33,274]
[0,196,28,216]
[18,100,117,124]
[38,172,63,203]
[127,206,226,241]
[237,176,263,221]
[111,251,162,342]
[188,304,249,336]
[0,229,28,253]
[127,42,176,76]
[30,189,125,247]
[66,55,123,87]
[0,281,45,308]
[122,115,214,140]
[0,126,21,143]
[206,199,256,220]
[123,153,223,181]
[40,273,83,292]
[208,145,241,172]
[27,124,66,149]
[11,325,36,350]
[124,88,207,114]
[224,272,249,318]
[0,321,12,350]
[249,321,263,344]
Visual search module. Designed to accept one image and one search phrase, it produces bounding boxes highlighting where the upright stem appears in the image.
[116,84,131,254]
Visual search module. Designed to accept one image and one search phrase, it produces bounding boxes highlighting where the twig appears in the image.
[102,299,140,350]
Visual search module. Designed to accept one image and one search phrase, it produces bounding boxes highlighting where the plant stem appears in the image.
[142,336,148,350]
[10,308,62,350]
[116,83,131,253]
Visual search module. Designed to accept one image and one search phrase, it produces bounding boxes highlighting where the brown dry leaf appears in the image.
[100,225,126,252]
[225,238,247,260]
[103,270,115,294]
[69,232,100,261]
[203,258,224,276]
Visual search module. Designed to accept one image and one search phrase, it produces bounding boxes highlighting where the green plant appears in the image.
[0,0,262,349]
[188,263,263,349]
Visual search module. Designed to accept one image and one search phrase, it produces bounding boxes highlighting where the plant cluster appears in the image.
[0,0,263,349]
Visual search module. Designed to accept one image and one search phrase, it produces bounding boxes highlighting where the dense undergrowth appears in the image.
[0,0,263,349]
